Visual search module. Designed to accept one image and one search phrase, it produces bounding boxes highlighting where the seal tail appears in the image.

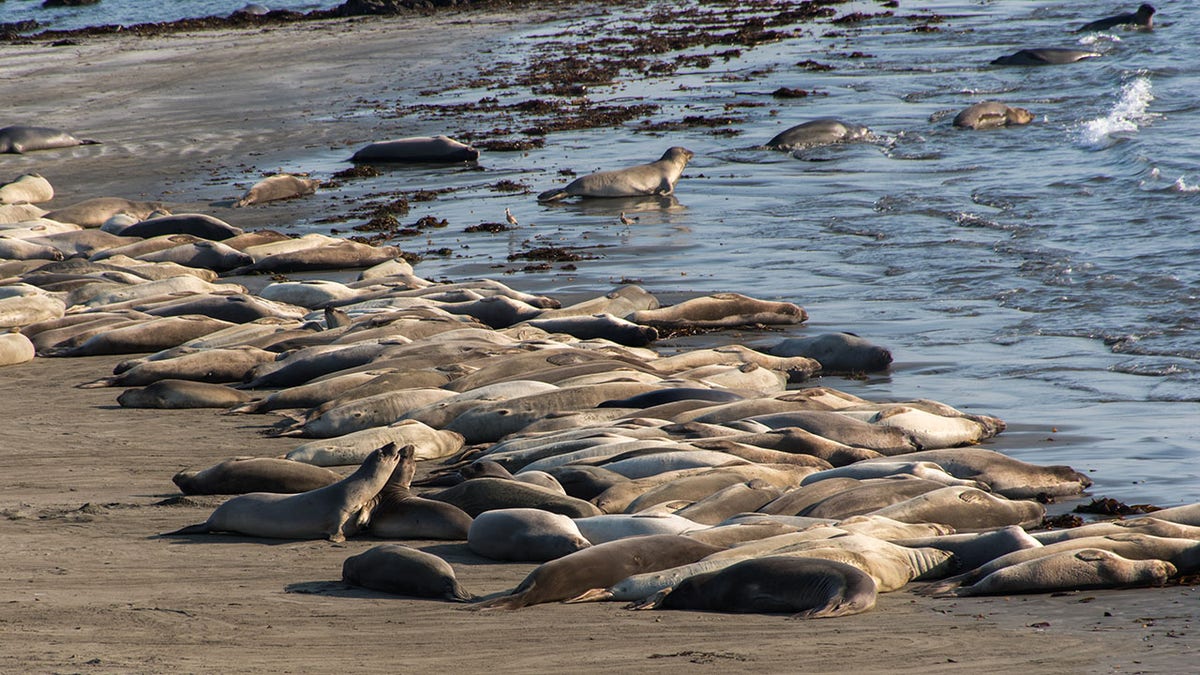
[536,188,568,202]
[464,591,527,611]
[160,523,211,537]
[448,583,477,603]
[223,398,266,415]
[625,588,670,611]
[80,139,101,146]
[76,378,117,389]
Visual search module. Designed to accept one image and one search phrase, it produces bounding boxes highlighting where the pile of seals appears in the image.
[4,170,1198,618]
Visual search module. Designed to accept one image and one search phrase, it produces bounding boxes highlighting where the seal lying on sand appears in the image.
[952,102,1035,130]
[1076,4,1154,32]
[342,544,475,601]
[234,174,319,207]
[634,556,877,618]
[537,147,693,202]
[162,443,400,541]
[0,126,99,154]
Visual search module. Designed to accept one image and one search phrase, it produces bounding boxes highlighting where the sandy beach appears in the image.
[1,9,1197,674]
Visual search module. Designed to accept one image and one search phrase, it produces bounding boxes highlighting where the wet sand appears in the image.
[1,11,1196,674]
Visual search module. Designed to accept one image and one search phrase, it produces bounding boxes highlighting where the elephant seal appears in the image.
[0,237,63,262]
[162,442,401,541]
[954,549,1174,596]
[234,174,319,207]
[630,293,807,329]
[952,102,1034,130]
[428,477,603,518]
[867,485,1044,531]
[342,544,475,602]
[599,387,743,409]
[637,556,877,618]
[471,534,723,610]
[350,136,479,163]
[0,126,99,154]
[762,119,872,151]
[44,197,166,228]
[364,444,474,540]
[118,380,254,409]
[0,173,54,204]
[226,240,403,274]
[118,213,244,241]
[524,314,660,347]
[0,331,35,366]
[537,147,693,202]
[468,508,592,561]
[764,332,892,372]
[859,447,1091,498]
[1077,4,1154,32]
[172,457,343,495]
[991,48,1101,66]
[892,525,1043,572]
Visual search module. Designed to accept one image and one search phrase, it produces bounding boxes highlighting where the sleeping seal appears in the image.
[350,136,479,163]
[342,544,475,601]
[0,126,99,154]
[537,147,693,202]
[636,556,877,618]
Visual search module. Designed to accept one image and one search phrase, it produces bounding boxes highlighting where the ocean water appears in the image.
[287,1,1197,506]
[7,1,1198,506]
[0,0,339,31]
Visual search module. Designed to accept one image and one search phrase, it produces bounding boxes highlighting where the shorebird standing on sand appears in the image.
[619,212,638,225]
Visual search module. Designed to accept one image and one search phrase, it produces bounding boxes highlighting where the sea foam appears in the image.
[1078,76,1155,149]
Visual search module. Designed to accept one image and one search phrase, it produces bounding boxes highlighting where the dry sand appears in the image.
[0,11,1196,674]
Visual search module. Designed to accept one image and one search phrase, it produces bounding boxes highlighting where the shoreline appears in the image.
[2,8,1198,673]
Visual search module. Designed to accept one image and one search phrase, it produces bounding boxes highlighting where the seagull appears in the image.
[505,208,519,227]
[619,212,638,225]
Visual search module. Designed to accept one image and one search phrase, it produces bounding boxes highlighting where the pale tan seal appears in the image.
[234,174,319,207]
[953,549,1174,596]
[537,147,694,202]
[350,136,479,163]
[0,126,99,154]
[0,173,54,204]
[162,442,401,541]
[172,457,343,495]
[953,102,1035,130]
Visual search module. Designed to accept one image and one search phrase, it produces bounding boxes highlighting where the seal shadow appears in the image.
[285,580,497,604]
[540,194,684,216]
[415,542,503,567]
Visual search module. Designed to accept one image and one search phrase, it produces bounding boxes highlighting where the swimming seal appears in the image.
[952,102,1035,130]
[762,118,872,151]
[991,48,1101,66]
[537,147,693,202]
[1076,4,1154,32]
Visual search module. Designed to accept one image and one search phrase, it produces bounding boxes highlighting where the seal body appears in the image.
[1077,4,1154,32]
[537,147,693,201]
[953,102,1034,130]
[0,173,55,204]
[234,174,319,207]
[653,556,877,618]
[0,126,99,154]
[351,136,479,163]
[763,118,871,151]
[342,544,475,601]
[172,457,343,495]
[164,443,401,541]
[991,48,1101,66]
[467,508,592,561]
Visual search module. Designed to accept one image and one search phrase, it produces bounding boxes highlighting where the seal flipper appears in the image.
[536,188,568,202]
[160,523,212,536]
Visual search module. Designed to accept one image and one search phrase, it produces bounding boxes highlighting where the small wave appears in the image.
[1078,34,1121,46]
[1077,77,1155,149]
[1172,176,1200,193]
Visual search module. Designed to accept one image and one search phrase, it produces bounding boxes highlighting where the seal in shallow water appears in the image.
[991,48,1101,66]
[350,136,479,163]
[1076,4,1155,32]
[761,118,872,151]
[536,147,694,202]
[162,442,400,541]
[952,102,1034,130]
